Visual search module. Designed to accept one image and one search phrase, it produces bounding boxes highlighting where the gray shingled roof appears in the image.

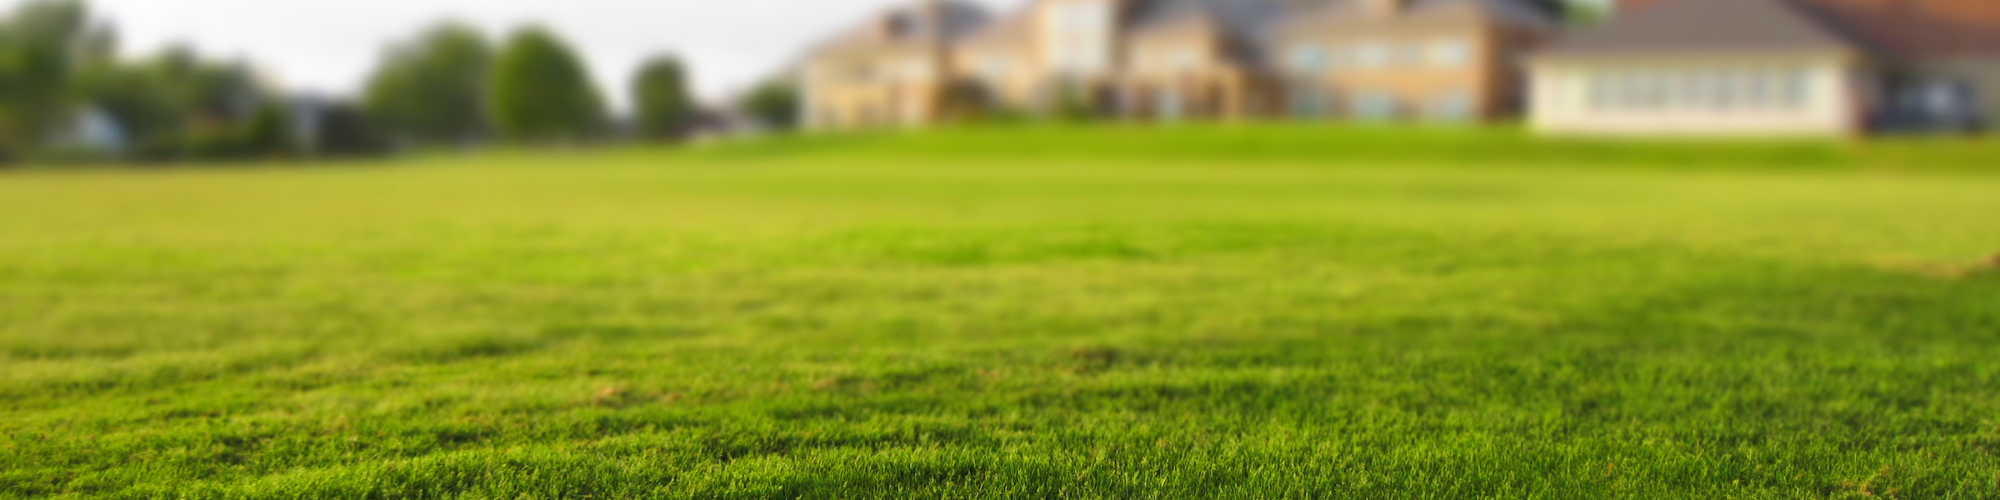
[1126,0,1296,67]
[811,0,994,57]
[1286,0,1561,31]
[1539,0,1865,57]
[1127,0,1293,36]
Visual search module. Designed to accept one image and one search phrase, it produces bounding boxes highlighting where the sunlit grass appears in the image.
[3,125,2000,499]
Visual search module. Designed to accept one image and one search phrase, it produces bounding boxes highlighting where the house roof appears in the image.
[810,0,993,58]
[1547,0,2000,60]
[1540,0,1861,58]
[1127,0,1296,67]
[1286,0,1562,32]
[1127,0,1294,36]
[1801,0,2000,57]
[958,6,1035,48]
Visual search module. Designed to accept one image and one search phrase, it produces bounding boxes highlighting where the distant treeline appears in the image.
[0,0,802,166]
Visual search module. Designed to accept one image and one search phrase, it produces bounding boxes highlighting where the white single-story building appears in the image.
[1527,0,1997,137]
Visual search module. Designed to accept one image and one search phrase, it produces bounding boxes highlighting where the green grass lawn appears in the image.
[4,125,2000,499]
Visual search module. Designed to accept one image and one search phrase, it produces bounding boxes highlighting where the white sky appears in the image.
[1,0,1028,108]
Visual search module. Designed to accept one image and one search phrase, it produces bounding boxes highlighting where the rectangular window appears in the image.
[1289,84,1334,119]
[1428,39,1471,68]
[1778,69,1810,109]
[978,56,1010,81]
[1424,89,1475,122]
[1172,48,1201,73]
[900,60,931,81]
[1637,72,1670,110]
[1588,71,1614,111]
[1396,43,1426,67]
[1288,44,1329,75]
[1746,70,1776,109]
[1354,42,1391,69]
[1350,91,1399,121]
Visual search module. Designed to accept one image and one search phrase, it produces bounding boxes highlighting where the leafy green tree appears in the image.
[238,101,293,158]
[84,47,264,160]
[0,0,114,160]
[739,78,799,131]
[362,23,492,147]
[631,55,694,140]
[488,26,605,143]
[78,63,177,157]
[306,101,391,158]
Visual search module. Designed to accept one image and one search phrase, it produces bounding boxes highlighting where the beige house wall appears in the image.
[953,42,1042,111]
[1528,52,1868,136]
[1117,23,1267,120]
[1280,15,1549,122]
[805,45,954,130]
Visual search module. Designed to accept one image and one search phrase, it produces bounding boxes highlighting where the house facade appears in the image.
[800,0,1562,130]
[1528,0,1999,136]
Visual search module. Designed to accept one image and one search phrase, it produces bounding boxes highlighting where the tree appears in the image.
[78,63,177,157]
[238,101,293,158]
[362,23,492,147]
[306,101,391,158]
[631,55,694,140]
[488,26,606,143]
[739,78,800,131]
[83,47,266,160]
[0,0,114,160]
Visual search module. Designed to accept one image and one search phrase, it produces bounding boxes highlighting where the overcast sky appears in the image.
[0,0,1029,107]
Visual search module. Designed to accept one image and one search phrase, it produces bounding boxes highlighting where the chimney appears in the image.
[1362,0,1406,16]
[882,11,915,38]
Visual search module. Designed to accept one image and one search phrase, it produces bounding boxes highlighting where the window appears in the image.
[1588,66,1815,113]
[1157,87,1187,122]
[1424,89,1474,122]
[1587,71,1621,111]
[1171,48,1202,73]
[1635,71,1669,109]
[1711,70,1744,110]
[1288,44,1329,75]
[1428,39,1471,68]
[1746,70,1777,109]
[1354,42,1391,69]
[1289,85,1334,119]
[1350,91,1399,121]
[975,55,1011,81]
[1326,46,1356,70]
[898,60,932,81]
[1778,69,1809,109]
[1396,42,1426,67]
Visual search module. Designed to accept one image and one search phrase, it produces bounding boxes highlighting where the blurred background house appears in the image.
[1529,0,1998,136]
[799,0,1565,130]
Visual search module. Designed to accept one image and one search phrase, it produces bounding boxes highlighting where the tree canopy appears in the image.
[489,26,605,143]
[363,23,493,147]
[740,79,800,132]
[631,55,694,140]
[0,0,114,158]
